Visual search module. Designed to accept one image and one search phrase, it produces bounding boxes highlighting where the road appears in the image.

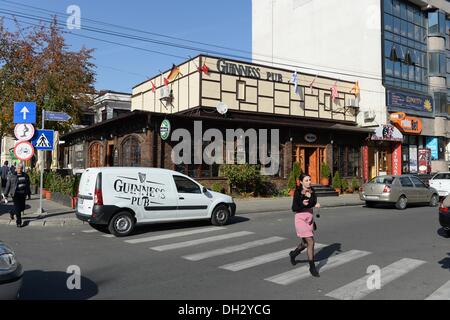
[1,204,449,300]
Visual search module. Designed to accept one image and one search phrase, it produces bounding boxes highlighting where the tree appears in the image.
[0,17,96,140]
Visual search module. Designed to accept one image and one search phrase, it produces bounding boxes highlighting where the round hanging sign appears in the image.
[160,119,171,141]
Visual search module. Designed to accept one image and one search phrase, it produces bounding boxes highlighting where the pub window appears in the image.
[121,136,141,167]
[237,81,246,101]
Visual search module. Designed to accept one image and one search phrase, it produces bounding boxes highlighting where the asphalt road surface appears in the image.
[1,203,449,300]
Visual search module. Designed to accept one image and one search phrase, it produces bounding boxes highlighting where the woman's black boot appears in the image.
[289,246,305,265]
[309,260,320,277]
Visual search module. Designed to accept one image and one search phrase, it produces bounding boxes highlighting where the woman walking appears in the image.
[289,173,321,277]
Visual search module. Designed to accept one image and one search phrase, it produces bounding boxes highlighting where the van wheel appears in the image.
[108,211,135,237]
[395,196,407,210]
[211,205,230,226]
[429,194,439,207]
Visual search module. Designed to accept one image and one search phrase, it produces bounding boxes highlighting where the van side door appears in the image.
[172,175,212,218]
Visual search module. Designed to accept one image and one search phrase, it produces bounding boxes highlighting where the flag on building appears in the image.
[198,64,209,74]
[167,64,181,82]
[164,77,169,87]
[350,81,360,97]
[309,75,317,90]
[331,82,338,102]
[151,81,156,93]
[291,71,300,96]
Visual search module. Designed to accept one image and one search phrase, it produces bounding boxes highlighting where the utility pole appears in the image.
[38,109,45,216]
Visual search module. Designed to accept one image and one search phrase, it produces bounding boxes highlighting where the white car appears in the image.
[429,172,450,198]
[0,242,23,300]
[76,167,236,237]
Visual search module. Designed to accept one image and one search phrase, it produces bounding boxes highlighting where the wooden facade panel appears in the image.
[222,75,236,92]
[274,90,289,107]
[143,91,155,112]
[275,107,290,115]
[290,86,303,101]
[178,77,189,112]
[333,113,345,121]
[305,110,319,118]
[305,95,319,110]
[202,98,220,108]
[258,97,274,113]
[246,86,257,104]
[189,72,200,108]
[241,103,258,112]
[243,78,257,86]
[222,92,239,110]
[291,100,305,116]
[275,82,289,91]
[258,80,274,97]
[202,80,221,99]
[203,72,221,81]
[319,105,332,119]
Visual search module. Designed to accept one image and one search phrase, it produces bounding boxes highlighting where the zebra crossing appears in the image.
[80,226,450,300]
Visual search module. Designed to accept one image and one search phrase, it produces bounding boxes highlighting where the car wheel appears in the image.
[395,196,407,210]
[365,201,376,208]
[211,205,231,226]
[446,230,450,238]
[108,211,135,237]
[429,194,439,207]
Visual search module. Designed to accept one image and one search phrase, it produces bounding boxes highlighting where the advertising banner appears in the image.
[392,143,402,176]
[387,89,433,113]
[425,137,438,160]
[409,145,418,173]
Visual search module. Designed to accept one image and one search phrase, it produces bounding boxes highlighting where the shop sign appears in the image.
[304,133,317,143]
[371,125,403,142]
[418,149,432,174]
[217,59,283,82]
[425,137,438,160]
[409,145,418,173]
[392,143,402,176]
[363,146,369,183]
[160,119,171,141]
[389,112,422,134]
[387,89,433,113]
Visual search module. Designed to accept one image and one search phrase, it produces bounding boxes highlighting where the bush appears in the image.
[320,163,331,178]
[352,177,359,191]
[219,164,261,194]
[287,162,301,190]
[211,182,224,193]
[342,179,349,191]
[332,171,342,189]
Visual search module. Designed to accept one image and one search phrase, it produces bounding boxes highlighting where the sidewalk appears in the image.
[0,194,364,227]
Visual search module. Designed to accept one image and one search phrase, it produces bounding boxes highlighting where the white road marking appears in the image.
[265,250,371,285]
[82,230,98,233]
[102,234,115,238]
[150,231,254,252]
[124,227,226,244]
[425,280,450,300]
[183,236,285,261]
[325,258,426,300]
[220,243,327,271]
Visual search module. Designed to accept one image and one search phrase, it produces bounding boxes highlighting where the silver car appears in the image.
[0,242,23,300]
[360,175,439,210]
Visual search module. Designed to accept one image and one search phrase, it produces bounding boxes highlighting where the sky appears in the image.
[0,0,252,93]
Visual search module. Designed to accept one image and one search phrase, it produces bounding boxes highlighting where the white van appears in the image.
[76,167,236,237]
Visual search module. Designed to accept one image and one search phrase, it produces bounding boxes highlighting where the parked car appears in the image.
[359,175,439,210]
[0,242,23,300]
[439,196,450,237]
[76,167,236,237]
[429,172,450,199]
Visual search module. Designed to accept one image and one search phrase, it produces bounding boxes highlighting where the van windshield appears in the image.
[369,177,393,185]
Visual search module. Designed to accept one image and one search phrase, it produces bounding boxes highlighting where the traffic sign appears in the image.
[14,141,35,161]
[31,129,54,151]
[14,124,35,141]
[14,102,36,124]
[45,111,72,122]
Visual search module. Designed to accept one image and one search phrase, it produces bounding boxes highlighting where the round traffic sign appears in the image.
[14,141,34,161]
[14,123,35,141]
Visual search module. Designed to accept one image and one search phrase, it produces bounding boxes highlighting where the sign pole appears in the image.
[38,109,45,216]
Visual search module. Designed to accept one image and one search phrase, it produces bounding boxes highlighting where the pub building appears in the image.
[61,55,372,191]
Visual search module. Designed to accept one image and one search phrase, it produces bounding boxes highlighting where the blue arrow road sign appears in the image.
[31,130,54,151]
[14,102,37,124]
[45,111,72,122]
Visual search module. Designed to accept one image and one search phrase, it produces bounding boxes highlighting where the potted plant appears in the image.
[342,179,350,193]
[320,163,331,186]
[45,172,56,200]
[287,162,301,197]
[332,171,342,194]
[71,175,80,209]
[352,177,360,194]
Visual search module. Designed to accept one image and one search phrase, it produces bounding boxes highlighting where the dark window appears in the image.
[433,173,450,180]
[121,136,141,167]
[410,176,426,188]
[173,176,201,194]
[400,177,414,187]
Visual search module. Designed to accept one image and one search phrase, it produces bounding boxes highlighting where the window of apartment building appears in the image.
[383,0,428,93]
[434,91,448,115]
[428,11,446,35]
[429,52,447,75]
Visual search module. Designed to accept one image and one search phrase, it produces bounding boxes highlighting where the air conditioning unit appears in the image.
[160,87,172,102]
[345,96,360,108]
[364,110,376,121]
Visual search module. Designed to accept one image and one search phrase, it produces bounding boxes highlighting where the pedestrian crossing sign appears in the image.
[31,129,54,151]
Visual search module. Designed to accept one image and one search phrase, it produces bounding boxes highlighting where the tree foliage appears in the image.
[0,17,96,138]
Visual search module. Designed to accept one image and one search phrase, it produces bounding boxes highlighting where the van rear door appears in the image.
[77,169,98,216]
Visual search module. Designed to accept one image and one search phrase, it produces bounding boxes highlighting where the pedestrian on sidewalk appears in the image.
[1,161,9,192]
[289,173,321,277]
[4,163,31,228]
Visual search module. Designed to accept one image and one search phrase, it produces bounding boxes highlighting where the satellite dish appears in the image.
[216,102,228,115]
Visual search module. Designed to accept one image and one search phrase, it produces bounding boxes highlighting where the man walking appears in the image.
[4,163,31,228]
[1,161,9,192]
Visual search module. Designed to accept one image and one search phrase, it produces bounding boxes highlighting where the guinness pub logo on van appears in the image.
[113,174,166,207]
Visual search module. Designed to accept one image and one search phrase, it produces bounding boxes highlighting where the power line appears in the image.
[0,1,383,79]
